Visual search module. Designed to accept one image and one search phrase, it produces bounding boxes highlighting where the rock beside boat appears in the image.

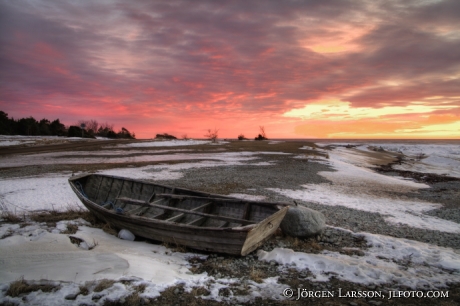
[118,229,135,241]
[280,206,326,238]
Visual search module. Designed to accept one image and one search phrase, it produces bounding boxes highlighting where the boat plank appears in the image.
[186,217,205,226]
[165,213,184,222]
[117,197,256,225]
[156,193,290,207]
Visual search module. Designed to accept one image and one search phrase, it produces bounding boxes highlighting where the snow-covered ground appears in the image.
[0,137,459,304]
[122,139,212,147]
[259,230,460,289]
[270,149,460,233]
[0,135,100,147]
[320,140,460,178]
[0,151,278,168]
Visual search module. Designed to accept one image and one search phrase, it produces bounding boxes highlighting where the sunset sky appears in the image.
[1,0,459,139]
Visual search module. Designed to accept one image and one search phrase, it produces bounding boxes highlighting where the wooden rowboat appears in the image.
[68,173,289,255]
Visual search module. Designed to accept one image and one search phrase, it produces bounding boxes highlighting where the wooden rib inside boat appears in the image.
[69,173,289,255]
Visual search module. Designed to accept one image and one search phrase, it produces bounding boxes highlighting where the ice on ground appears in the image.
[258,231,460,289]
[270,150,460,233]
[270,183,460,233]
[0,174,82,212]
[227,193,267,201]
[0,150,281,168]
[0,221,290,305]
[325,140,460,178]
[0,135,106,147]
[0,225,197,284]
[0,223,215,305]
[361,142,460,178]
[0,140,34,146]
[122,139,211,147]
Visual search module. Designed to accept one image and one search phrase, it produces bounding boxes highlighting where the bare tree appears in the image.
[255,126,268,140]
[259,126,266,139]
[76,119,99,134]
[204,128,219,143]
[87,119,99,133]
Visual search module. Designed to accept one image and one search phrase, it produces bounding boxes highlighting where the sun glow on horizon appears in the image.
[283,100,458,121]
[284,100,460,139]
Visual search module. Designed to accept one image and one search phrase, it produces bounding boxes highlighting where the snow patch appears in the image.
[258,232,460,289]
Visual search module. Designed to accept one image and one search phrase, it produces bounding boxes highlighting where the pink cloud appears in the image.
[1,0,459,138]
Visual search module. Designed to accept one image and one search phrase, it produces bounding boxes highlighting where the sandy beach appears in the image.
[0,136,459,305]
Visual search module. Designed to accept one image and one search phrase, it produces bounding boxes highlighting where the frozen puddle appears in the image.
[0,223,198,284]
[0,174,82,212]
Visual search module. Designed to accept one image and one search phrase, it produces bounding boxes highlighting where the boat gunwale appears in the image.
[69,173,290,207]
[68,172,230,199]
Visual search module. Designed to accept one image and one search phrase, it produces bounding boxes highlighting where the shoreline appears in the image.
[0,138,459,305]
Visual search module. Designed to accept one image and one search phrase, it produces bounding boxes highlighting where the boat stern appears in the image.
[240,206,289,256]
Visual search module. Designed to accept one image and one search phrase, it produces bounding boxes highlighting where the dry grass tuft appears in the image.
[1,211,23,223]
[162,239,188,253]
[190,286,210,296]
[93,279,116,292]
[62,223,79,234]
[102,283,148,306]
[6,278,59,297]
[29,207,92,226]
[156,285,184,303]
[27,206,119,237]
[99,222,118,236]
[308,239,323,251]
[281,235,324,253]
[79,284,89,296]
[249,266,265,283]
[133,283,146,293]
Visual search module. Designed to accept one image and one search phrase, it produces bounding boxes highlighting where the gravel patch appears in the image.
[153,153,460,250]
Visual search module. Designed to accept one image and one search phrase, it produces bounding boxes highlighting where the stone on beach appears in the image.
[280,206,326,237]
[118,229,135,241]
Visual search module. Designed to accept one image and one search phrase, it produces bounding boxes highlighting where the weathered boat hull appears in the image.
[69,173,288,255]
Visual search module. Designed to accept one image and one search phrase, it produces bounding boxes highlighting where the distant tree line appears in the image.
[0,111,135,139]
